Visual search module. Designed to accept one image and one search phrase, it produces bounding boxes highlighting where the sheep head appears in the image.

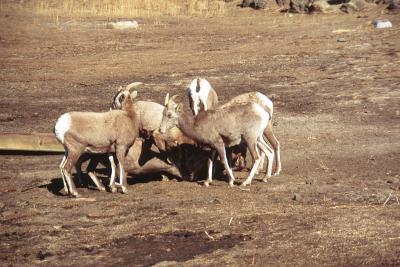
[111,82,142,110]
[160,93,182,133]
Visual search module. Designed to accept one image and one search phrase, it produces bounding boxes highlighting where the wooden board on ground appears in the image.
[0,133,64,152]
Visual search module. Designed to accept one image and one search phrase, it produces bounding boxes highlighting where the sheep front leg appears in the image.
[215,144,235,187]
[62,151,81,197]
[116,146,128,194]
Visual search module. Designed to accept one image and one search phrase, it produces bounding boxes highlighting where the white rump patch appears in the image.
[188,78,212,113]
[253,103,270,133]
[54,113,71,144]
[189,78,212,98]
[255,92,274,116]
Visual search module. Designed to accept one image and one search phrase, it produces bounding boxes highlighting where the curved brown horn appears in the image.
[125,82,143,91]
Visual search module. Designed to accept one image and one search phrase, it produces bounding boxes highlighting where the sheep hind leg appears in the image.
[241,142,261,187]
[204,151,216,187]
[75,156,86,187]
[264,122,281,176]
[256,151,265,175]
[62,151,82,197]
[86,157,106,191]
[257,136,274,182]
[59,154,69,194]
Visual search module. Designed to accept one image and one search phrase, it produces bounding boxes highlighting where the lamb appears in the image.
[220,91,281,178]
[160,93,273,187]
[187,77,219,115]
[54,84,140,197]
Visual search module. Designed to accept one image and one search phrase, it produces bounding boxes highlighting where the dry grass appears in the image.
[0,0,228,18]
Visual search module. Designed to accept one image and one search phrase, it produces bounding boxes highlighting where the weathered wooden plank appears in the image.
[0,133,64,152]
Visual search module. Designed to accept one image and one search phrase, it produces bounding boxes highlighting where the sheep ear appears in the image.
[176,103,183,112]
[118,86,124,92]
[170,94,179,103]
[164,93,170,106]
[130,90,138,99]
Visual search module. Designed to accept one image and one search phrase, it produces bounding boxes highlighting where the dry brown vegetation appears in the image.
[1,0,228,18]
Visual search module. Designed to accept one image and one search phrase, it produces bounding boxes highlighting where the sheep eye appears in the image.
[167,112,172,118]
[119,94,125,102]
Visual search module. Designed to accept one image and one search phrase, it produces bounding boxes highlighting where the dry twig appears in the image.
[204,231,215,240]
[383,193,392,207]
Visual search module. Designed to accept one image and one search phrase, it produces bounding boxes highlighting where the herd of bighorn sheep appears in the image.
[54,78,281,197]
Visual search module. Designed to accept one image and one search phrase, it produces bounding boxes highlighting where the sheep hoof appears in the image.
[110,186,117,193]
[70,191,80,198]
[204,181,210,187]
[98,186,106,191]
[229,182,235,187]
[262,178,268,183]
[121,186,128,194]
[240,182,250,187]
[161,175,169,182]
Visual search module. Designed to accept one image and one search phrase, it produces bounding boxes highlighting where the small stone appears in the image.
[212,198,222,204]
[387,177,400,184]
[1,210,14,217]
[32,112,39,117]
[337,38,346,42]
[36,251,53,261]
[305,177,314,185]
[292,193,302,201]
[0,114,14,122]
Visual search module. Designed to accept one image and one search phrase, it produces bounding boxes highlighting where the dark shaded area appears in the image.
[328,0,350,5]
[0,150,63,156]
[96,231,251,266]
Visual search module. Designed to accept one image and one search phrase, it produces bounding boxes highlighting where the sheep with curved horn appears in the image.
[54,84,141,197]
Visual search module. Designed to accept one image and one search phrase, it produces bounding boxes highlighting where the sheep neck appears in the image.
[122,99,136,118]
[177,112,198,141]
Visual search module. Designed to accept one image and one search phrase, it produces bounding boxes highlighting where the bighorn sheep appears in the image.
[160,94,273,187]
[221,91,281,177]
[54,84,140,197]
[187,80,280,177]
[188,78,218,115]
[78,86,183,191]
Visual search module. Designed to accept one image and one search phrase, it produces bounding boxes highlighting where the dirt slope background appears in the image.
[0,4,400,267]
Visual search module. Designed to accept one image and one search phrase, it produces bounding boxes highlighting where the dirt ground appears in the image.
[1,6,400,267]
